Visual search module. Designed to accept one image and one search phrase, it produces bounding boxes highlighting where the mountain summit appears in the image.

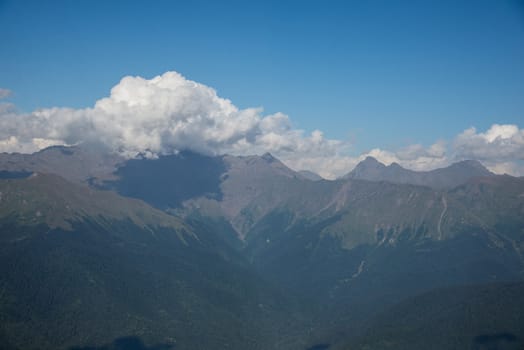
[343,156,493,188]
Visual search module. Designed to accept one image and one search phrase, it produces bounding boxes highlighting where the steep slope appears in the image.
[0,145,123,185]
[343,156,493,189]
[103,150,334,238]
[245,174,524,254]
[0,174,306,350]
[0,172,191,234]
[298,170,323,181]
[241,175,524,346]
[207,153,337,236]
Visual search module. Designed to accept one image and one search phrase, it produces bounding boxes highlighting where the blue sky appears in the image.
[0,0,523,177]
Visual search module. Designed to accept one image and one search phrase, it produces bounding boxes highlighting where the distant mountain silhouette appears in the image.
[343,156,493,188]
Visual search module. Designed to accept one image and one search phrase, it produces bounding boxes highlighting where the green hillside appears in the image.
[0,174,307,350]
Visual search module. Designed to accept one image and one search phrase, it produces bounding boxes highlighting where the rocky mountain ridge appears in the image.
[343,156,494,188]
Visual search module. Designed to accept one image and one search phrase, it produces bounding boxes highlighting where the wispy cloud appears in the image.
[0,71,522,178]
[0,88,12,99]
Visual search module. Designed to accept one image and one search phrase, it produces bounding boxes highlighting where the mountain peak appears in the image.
[344,158,494,189]
[362,156,381,164]
[344,156,386,179]
[389,162,403,169]
[261,152,276,162]
[450,159,492,174]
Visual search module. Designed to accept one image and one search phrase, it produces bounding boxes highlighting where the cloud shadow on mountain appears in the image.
[104,151,226,209]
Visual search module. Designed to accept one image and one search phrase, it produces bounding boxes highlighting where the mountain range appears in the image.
[343,156,494,188]
[1,146,523,349]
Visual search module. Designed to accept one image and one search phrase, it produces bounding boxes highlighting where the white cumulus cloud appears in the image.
[0,71,522,178]
[454,124,524,161]
[0,72,355,178]
[452,124,524,176]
